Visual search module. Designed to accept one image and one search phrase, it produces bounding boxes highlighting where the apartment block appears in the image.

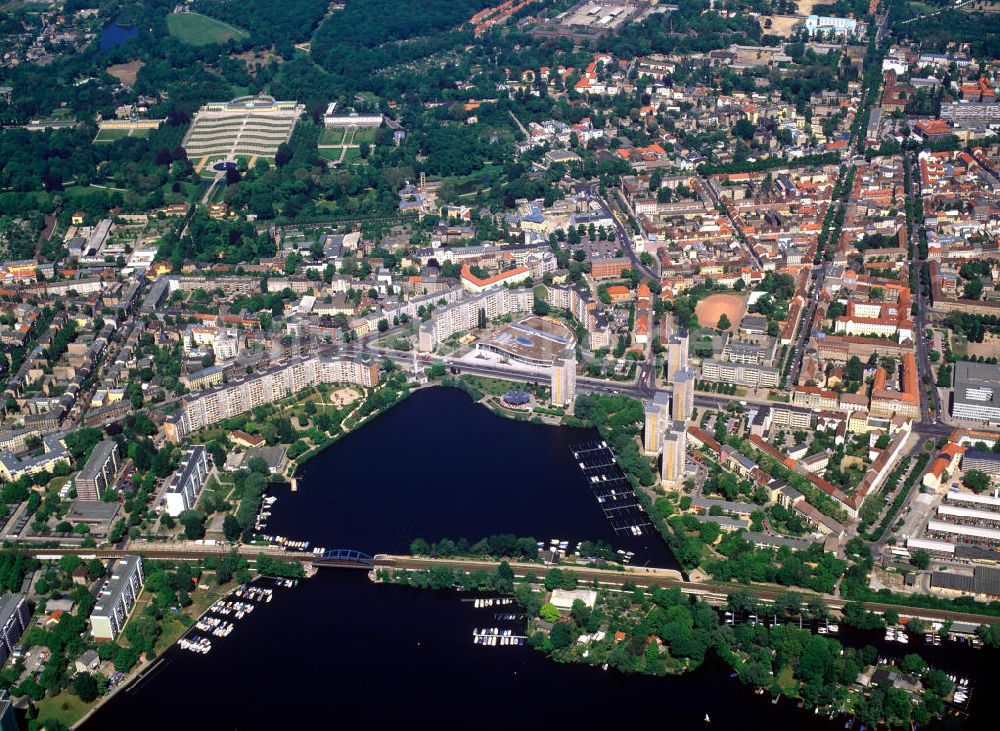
[665,328,689,382]
[90,556,144,641]
[701,359,779,388]
[643,391,670,455]
[418,288,533,352]
[164,355,378,443]
[75,440,120,501]
[672,367,695,422]
[550,349,577,407]
[661,421,687,486]
[163,446,210,517]
[0,594,30,666]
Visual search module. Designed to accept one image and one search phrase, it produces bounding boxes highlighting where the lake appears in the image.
[100,23,138,51]
[84,388,995,729]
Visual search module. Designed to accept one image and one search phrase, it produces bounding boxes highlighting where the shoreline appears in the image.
[69,576,282,730]
[374,566,969,728]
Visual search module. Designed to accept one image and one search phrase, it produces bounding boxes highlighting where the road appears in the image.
[593,185,658,280]
[786,268,825,390]
[351,341,958,443]
[905,149,943,423]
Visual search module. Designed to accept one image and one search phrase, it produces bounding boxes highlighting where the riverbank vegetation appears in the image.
[254,553,305,579]
[409,535,621,564]
[377,561,955,726]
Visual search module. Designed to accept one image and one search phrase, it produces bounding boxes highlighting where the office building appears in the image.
[952,361,1000,424]
[661,421,687,485]
[90,556,144,641]
[0,594,30,667]
[550,348,577,407]
[643,391,670,455]
[672,367,695,422]
[163,446,210,517]
[75,440,120,501]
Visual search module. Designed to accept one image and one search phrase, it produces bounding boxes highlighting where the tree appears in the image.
[539,603,560,623]
[223,515,241,543]
[732,118,755,140]
[964,469,991,493]
[377,319,389,333]
[410,538,430,555]
[910,548,930,570]
[717,313,731,331]
[73,672,99,703]
[178,510,206,540]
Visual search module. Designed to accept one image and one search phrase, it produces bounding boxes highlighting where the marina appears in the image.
[472,628,527,646]
[175,581,281,656]
[570,440,653,537]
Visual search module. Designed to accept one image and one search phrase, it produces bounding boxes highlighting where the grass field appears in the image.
[94,127,151,143]
[94,128,132,142]
[352,127,378,144]
[166,12,248,46]
[319,128,345,145]
[36,691,91,729]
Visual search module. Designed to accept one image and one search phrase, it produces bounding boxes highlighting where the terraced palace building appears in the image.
[182,95,303,168]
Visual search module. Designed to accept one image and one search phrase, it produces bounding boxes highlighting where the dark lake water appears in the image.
[85,388,996,729]
[264,386,678,568]
[100,23,138,51]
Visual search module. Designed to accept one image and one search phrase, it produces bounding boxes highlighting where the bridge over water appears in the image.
[311,549,374,569]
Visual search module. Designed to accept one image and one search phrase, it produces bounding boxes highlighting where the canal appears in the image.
[85,388,996,729]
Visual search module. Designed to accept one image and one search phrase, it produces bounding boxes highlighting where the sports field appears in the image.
[166,12,248,46]
[695,293,748,332]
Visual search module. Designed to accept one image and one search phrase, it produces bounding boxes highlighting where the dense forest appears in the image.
[310,0,494,81]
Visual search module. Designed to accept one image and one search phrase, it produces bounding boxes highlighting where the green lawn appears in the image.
[94,127,132,142]
[36,691,91,729]
[319,128,345,145]
[166,12,248,46]
[352,127,378,144]
[319,148,343,161]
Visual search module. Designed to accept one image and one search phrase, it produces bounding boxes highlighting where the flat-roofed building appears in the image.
[643,391,670,455]
[952,361,1000,424]
[701,359,779,388]
[75,441,120,501]
[418,288,533,352]
[672,367,695,422]
[661,421,687,486]
[550,348,577,407]
[164,355,378,443]
[0,594,30,667]
[90,556,144,641]
[665,328,688,381]
[479,317,575,368]
[770,407,812,430]
[163,446,210,517]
